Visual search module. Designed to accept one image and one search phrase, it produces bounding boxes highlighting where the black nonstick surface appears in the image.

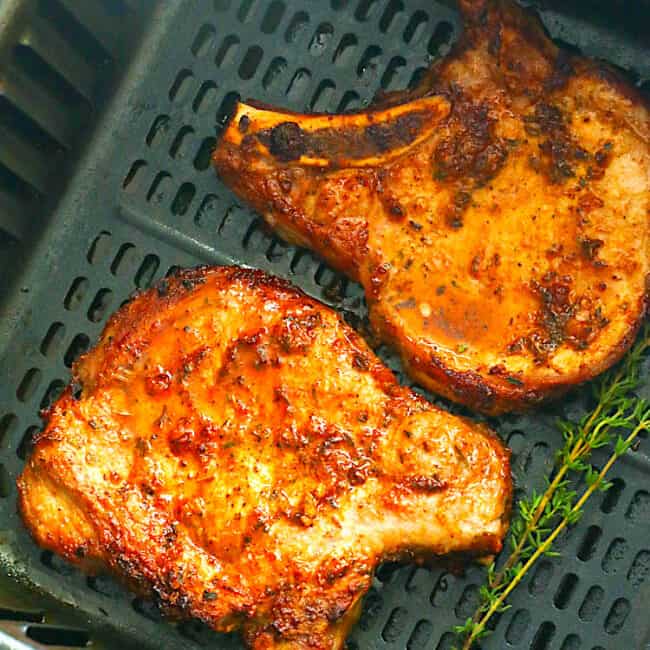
[0,1,649,649]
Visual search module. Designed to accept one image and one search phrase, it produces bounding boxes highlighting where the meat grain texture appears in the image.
[213,0,650,414]
[18,267,511,649]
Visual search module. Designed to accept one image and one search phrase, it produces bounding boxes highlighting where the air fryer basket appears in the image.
[0,1,649,649]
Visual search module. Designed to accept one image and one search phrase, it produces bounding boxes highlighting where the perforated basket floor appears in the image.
[0,1,649,649]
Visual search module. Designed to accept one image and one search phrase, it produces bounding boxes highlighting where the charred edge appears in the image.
[256,111,429,164]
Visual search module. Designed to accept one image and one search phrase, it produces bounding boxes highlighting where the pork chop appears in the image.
[213,0,650,414]
[18,266,511,649]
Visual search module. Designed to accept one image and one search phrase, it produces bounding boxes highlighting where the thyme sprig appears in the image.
[455,324,650,649]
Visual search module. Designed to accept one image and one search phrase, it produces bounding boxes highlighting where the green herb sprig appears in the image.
[455,324,650,649]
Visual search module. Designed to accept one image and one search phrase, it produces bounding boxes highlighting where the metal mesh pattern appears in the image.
[0,1,649,649]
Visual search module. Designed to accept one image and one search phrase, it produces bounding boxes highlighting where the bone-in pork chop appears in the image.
[213,0,650,414]
[18,266,511,649]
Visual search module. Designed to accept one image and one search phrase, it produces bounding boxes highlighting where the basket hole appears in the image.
[215,35,240,68]
[87,289,113,323]
[559,633,581,650]
[357,45,382,78]
[0,464,10,498]
[332,33,358,65]
[285,11,309,44]
[0,607,43,622]
[166,265,182,278]
[625,490,650,523]
[428,20,455,57]
[338,90,361,112]
[286,68,311,102]
[554,573,578,609]
[41,379,65,410]
[435,632,455,650]
[578,585,604,621]
[408,66,428,89]
[17,368,42,402]
[530,621,556,650]
[505,608,530,644]
[194,194,220,229]
[40,322,66,358]
[87,231,112,264]
[601,477,625,513]
[263,57,288,91]
[524,441,551,474]
[146,115,170,147]
[64,334,90,368]
[111,243,137,275]
[237,0,257,22]
[171,183,196,216]
[122,160,147,192]
[0,413,17,446]
[87,575,124,598]
[194,137,216,171]
[170,126,195,159]
[216,92,240,133]
[406,619,432,649]
[147,172,173,205]
[577,524,601,561]
[628,550,650,588]
[355,0,381,21]
[454,584,479,620]
[309,23,334,57]
[193,81,218,114]
[132,597,163,622]
[261,1,285,33]
[380,0,405,32]
[381,606,408,642]
[310,79,336,111]
[191,24,216,57]
[602,537,628,574]
[266,237,288,262]
[26,626,89,647]
[403,10,428,44]
[17,425,40,460]
[239,45,263,80]
[381,56,406,90]
[528,559,553,595]
[169,69,194,102]
[134,254,159,289]
[64,277,90,310]
[604,598,630,634]
[213,0,231,10]
[357,586,382,631]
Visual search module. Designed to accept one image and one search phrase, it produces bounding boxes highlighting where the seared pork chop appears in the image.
[18,267,511,649]
[213,0,650,414]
